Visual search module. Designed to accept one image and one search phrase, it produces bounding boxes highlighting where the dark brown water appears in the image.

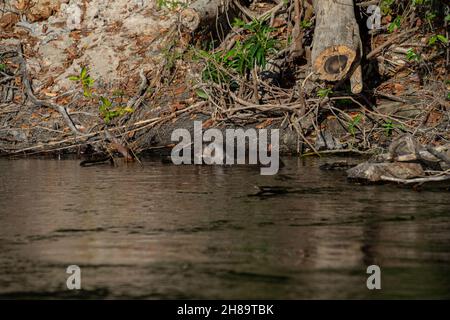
[0,158,449,299]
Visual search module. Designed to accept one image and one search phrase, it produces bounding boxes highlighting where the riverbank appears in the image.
[1,0,449,159]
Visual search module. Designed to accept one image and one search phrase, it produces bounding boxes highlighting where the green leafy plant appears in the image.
[406,48,421,62]
[233,18,278,71]
[382,119,403,136]
[383,121,394,136]
[156,0,185,10]
[69,67,132,124]
[0,63,5,72]
[198,49,232,83]
[196,89,209,100]
[199,18,278,84]
[428,34,448,46]
[388,16,402,33]
[412,0,427,5]
[348,114,362,137]
[317,88,333,98]
[300,20,313,29]
[99,96,133,124]
[380,0,395,15]
[68,67,95,97]
[425,11,437,23]
[162,39,185,73]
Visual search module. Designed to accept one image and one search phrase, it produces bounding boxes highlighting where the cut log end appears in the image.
[311,0,361,83]
[313,45,356,81]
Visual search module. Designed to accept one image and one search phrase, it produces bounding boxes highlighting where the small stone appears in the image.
[0,12,19,31]
[66,4,82,31]
[388,134,419,162]
[26,0,62,22]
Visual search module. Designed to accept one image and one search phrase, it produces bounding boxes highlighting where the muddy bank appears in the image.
[1,0,449,160]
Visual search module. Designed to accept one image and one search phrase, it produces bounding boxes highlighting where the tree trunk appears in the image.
[311,0,362,82]
[181,0,229,32]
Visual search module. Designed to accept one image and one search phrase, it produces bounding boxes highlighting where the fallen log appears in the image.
[311,0,362,83]
[180,0,230,32]
[379,174,450,185]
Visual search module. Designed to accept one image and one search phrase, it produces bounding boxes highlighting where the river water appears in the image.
[0,158,449,299]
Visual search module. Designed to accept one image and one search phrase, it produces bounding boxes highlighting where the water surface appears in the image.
[0,158,449,299]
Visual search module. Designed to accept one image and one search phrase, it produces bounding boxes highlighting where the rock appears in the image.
[323,116,350,139]
[387,134,419,162]
[349,135,450,183]
[386,134,450,170]
[7,129,29,142]
[25,0,62,22]
[426,144,450,171]
[315,130,342,151]
[0,12,20,31]
[65,3,82,30]
[347,162,424,182]
[376,101,423,119]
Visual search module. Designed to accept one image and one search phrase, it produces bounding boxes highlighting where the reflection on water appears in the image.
[0,158,449,299]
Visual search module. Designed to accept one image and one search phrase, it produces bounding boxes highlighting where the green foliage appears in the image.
[410,0,446,30]
[406,48,421,61]
[199,18,279,84]
[382,120,395,136]
[68,67,94,97]
[99,96,133,124]
[300,20,313,29]
[412,0,427,5]
[198,49,232,83]
[388,16,402,33]
[411,0,435,8]
[163,46,183,71]
[428,34,448,46]
[156,0,185,10]
[196,89,209,100]
[425,11,437,23]
[383,0,445,32]
[317,88,333,98]
[382,119,403,136]
[69,67,132,124]
[232,18,278,70]
[348,114,362,137]
[381,0,395,15]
